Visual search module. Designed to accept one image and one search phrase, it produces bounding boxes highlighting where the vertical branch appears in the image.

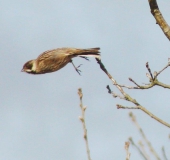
[125,141,131,160]
[129,138,148,160]
[138,141,150,160]
[148,0,170,40]
[129,112,161,160]
[162,147,168,160]
[78,88,91,160]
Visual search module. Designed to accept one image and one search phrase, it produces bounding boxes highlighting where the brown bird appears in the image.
[21,47,100,75]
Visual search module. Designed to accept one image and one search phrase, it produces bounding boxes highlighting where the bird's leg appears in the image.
[70,60,82,75]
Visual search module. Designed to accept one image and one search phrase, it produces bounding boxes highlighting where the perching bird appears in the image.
[21,47,100,75]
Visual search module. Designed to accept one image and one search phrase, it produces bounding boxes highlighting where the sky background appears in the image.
[1,0,170,160]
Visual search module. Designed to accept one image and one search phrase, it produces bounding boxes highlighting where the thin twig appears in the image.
[162,146,168,160]
[129,78,142,88]
[125,141,131,160]
[106,85,126,99]
[117,105,139,109]
[78,88,91,160]
[95,58,126,96]
[129,112,161,160]
[129,138,148,160]
[118,84,140,89]
[146,62,154,80]
[154,62,170,79]
[138,141,150,160]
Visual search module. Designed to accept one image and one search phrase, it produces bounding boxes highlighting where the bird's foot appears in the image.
[70,60,82,76]
[80,56,90,61]
[75,64,82,75]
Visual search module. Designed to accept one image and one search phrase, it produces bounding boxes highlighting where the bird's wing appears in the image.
[37,49,59,62]
[37,48,75,60]
[37,48,100,62]
[36,48,75,68]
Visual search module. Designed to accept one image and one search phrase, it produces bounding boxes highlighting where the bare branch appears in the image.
[117,105,139,109]
[138,141,150,160]
[129,138,148,160]
[129,112,161,160]
[96,59,170,128]
[125,141,131,160]
[129,80,170,90]
[154,61,170,79]
[95,58,126,96]
[146,62,154,80]
[119,61,170,90]
[129,78,142,88]
[112,93,125,99]
[78,88,91,160]
[156,81,170,89]
[118,84,140,89]
[162,146,168,160]
[106,85,126,99]
[106,85,112,93]
[148,0,170,40]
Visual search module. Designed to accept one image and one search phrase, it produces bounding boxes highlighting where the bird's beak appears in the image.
[21,69,24,72]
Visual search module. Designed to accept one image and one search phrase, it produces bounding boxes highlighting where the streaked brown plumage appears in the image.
[21,47,100,75]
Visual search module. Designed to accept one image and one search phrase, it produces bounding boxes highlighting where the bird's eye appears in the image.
[27,64,33,69]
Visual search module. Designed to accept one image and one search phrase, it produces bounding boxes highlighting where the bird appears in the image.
[21,47,100,75]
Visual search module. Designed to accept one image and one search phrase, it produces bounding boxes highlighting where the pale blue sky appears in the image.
[0,1,170,159]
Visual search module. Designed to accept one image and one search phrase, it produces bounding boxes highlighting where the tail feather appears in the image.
[74,48,100,59]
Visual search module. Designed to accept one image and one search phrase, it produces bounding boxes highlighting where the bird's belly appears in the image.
[37,59,70,74]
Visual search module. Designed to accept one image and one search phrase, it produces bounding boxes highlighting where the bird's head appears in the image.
[21,60,36,74]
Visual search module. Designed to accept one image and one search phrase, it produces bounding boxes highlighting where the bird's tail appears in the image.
[73,48,100,59]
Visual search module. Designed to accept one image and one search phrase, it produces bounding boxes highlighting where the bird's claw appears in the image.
[75,64,82,75]
[77,64,82,68]
[80,56,90,61]
[75,68,81,75]
[71,60,82,75]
